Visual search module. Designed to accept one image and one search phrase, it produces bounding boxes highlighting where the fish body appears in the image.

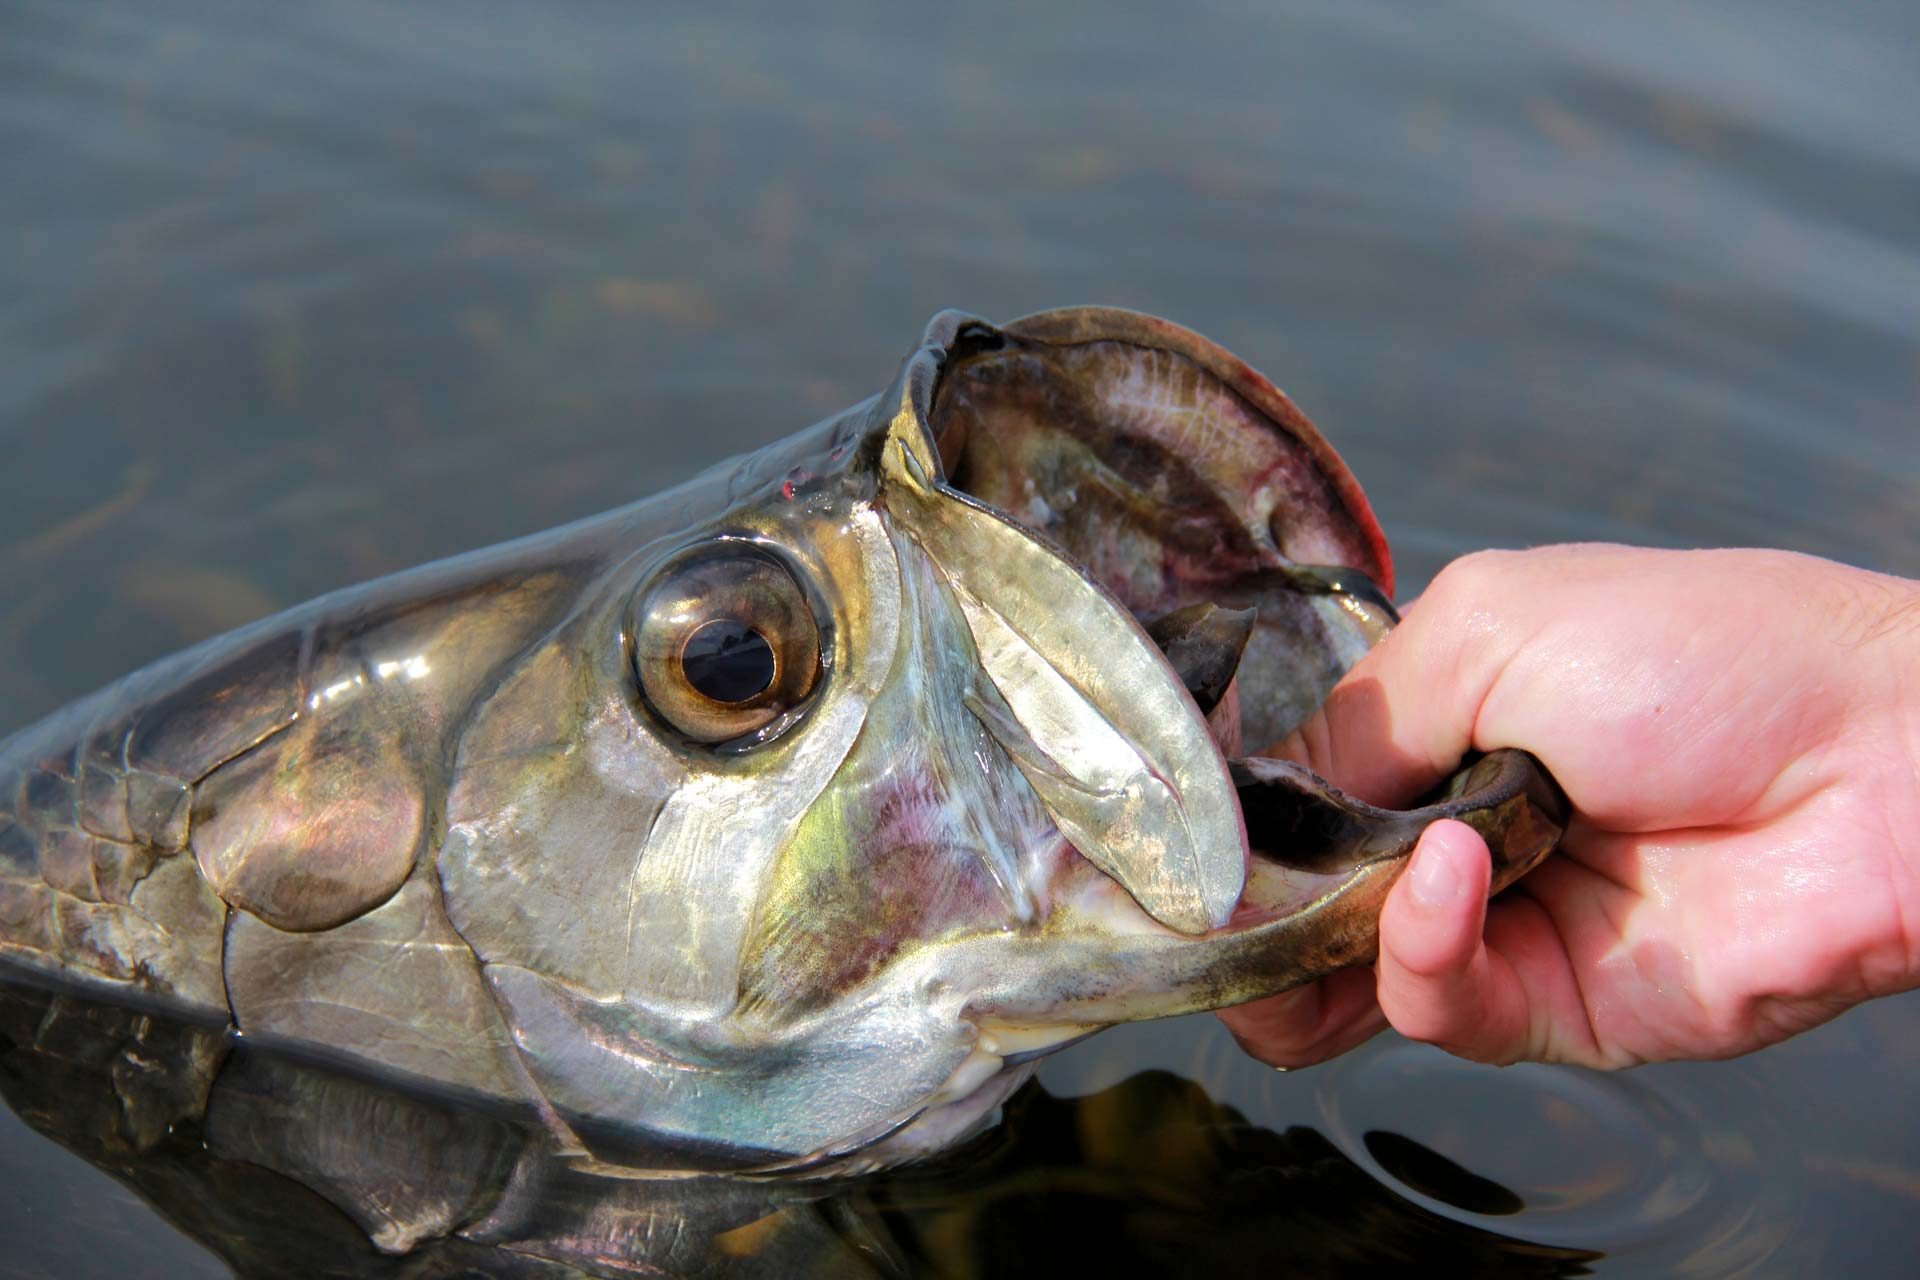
[0,309,1562,1176]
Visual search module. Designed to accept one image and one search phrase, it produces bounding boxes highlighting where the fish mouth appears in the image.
[879,306,1567,1012]
[877,305,1397,940]
[939,596,1566,1039]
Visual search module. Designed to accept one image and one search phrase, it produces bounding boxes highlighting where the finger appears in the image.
[1268,545,1674,806]
[1217,966,1388,1068]
[1375,819,1533,1062]
[1266,550,1551,804]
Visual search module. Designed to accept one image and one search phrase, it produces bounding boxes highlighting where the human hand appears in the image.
[1220,544,1920,1069]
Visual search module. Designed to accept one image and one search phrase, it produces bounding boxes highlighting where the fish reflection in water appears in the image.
[0,975,1601,1278]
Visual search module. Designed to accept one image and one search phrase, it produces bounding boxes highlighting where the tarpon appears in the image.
[0,308,1563,1178]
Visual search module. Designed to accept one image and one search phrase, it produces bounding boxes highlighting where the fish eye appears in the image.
[629,546,823,746]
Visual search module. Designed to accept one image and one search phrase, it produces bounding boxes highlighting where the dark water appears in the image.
[2,1,1917,1275]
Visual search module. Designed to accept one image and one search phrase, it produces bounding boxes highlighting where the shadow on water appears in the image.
[0,972,1600,1278]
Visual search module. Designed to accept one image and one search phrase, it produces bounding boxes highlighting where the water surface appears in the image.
[3,2,1917,1275]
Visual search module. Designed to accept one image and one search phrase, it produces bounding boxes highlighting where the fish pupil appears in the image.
[682,619,776,703]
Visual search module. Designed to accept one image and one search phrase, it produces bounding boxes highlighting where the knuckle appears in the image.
[1426,548,1519,612]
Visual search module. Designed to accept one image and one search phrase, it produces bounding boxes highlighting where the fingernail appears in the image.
[1408,838,1465,908]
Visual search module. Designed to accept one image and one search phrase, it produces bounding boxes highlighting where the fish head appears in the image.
[435,309,1449,1171]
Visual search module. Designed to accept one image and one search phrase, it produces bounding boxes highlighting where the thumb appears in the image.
[1375,819,1533,1063]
